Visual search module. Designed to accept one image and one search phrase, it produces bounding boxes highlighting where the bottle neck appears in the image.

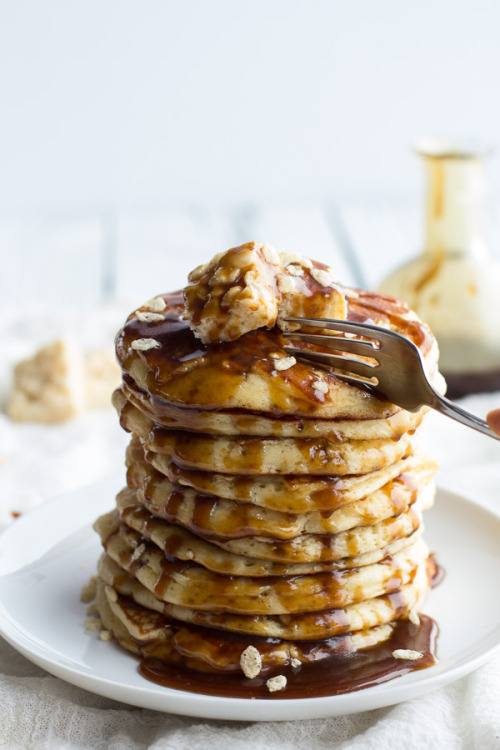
[422,154,487,260]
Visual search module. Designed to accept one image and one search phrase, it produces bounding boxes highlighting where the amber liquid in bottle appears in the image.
[380,138,500,399]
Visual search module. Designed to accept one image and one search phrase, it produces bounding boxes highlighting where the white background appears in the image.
[2,0,500,213]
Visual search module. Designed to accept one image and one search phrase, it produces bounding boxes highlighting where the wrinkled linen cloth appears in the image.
[1,310,500,750]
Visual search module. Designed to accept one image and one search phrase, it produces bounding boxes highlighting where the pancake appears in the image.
[99,502,424,577]
[95,576,397,673]
[198,505,424,563]
[115,484,427,565]
[121,377,428,439]
[115,391,414,476]
[147,447,436,512]
[125,439,435,538]
[98,552,431,640]
[94,513,428,615]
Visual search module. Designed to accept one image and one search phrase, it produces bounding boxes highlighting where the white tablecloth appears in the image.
[1,311,500,750]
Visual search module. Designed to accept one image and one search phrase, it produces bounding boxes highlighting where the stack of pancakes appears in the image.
[93,248,443,684]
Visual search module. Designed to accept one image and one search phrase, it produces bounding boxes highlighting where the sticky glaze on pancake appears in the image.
[115,287,444,420]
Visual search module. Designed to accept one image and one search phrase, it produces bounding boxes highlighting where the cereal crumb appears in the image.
[408,609,420,626]
[131,338,160,351]
[80,576,97,603]
[262,244,280,265]
[344,288,359,299]
[266,675,287,692]
[146,297,166,312]
[271,355,296,371]
[184,243,281,344]
[240,645,263,679]
[312,380,328,394]
[84,618,102,632]
[99,630,112,641]
[277,273,296,295]
[184,244,346,343]
[105,585,118,603]
[131,543,146,562]
[280,252,312,269]
[286,264,304,277]
[136,311,164,323]
[310,267,338,287]
[392,649,423,660]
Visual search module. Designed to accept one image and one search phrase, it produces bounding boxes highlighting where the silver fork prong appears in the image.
[282,332,377,357]
[285,317,500,440]
[284,317,383,338]
[284,317,402,348]
[284,347,378,379]
[329,372,376,387]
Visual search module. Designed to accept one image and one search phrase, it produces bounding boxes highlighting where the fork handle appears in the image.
[429,389,500,441]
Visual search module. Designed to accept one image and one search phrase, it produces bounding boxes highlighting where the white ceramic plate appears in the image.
[1,478,500,722]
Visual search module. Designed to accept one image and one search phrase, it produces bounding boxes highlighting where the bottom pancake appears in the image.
[95,576,397,674]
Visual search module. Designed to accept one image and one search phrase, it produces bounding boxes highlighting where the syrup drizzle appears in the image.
[116,289,433,418]
[138,615,438,699]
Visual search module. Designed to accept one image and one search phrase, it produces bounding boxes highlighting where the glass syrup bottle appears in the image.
[380,137,500,398]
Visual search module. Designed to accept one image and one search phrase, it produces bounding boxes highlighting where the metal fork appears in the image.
[283,317,500,441]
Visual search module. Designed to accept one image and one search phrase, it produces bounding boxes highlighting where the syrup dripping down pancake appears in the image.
[98,552,431,641]
[95,576,436,675]
[145,447,437,513]
[121,377,427,439]
[125,438,435,538]
[94,512,428,615]
[114,391,415,476]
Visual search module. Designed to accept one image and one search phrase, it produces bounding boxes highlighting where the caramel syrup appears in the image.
[116,289,433,417]
[135,560,444,698]
[138,615,438,699]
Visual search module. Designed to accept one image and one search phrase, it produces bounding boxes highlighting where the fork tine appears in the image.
[284,317,381,336]
[284,317,398,346]
[284,318,500,440]
[327,372,378,389]
[284,347,378,380]
[282,332,378,357]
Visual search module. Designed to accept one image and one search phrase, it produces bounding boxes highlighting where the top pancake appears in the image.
[115,285,443,419]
